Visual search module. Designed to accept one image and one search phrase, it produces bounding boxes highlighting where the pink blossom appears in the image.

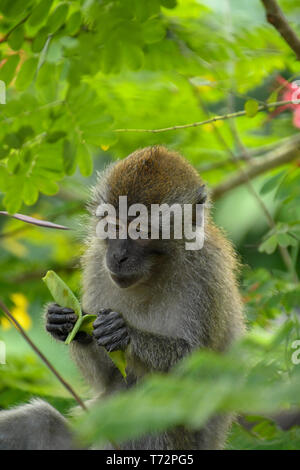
[270,76,300,128]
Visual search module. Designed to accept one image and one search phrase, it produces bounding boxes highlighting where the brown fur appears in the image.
[94,146,203,209]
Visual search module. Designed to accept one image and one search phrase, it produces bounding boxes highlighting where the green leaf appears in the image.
[23,181,39,205]
[15,57,38,90]
[28,0,53,28]
[142,19,166,44]
[63,139,77,175]
[259,235,278,254]
[260,170,286,195]
[244,99,259,118]
[0,0,30,18]
[77,142,93,177]
[101,41,121,74]
[8,25,25,50]
[42,270,82,344]
[43,270,82,317]
[109,351,127,379]
[124,44,144,70]
[4,133,21,150]
[42,271,127,376]
[65,11,82,35]
[133,0,160,21]
[32,27,49,53]
[3,176,24,213]
[277,233,297,248]
[46,131,67,143]
[0,147,9,159]
[0,54,20,85]
[47,3,69,34]
[36,179,59,196]
[79,314,98,336]
[160,0,177,8]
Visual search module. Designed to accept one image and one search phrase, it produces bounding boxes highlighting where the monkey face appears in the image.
[104,236,165,289]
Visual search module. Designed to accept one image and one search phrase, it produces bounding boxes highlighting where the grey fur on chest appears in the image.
[84,278,184,338]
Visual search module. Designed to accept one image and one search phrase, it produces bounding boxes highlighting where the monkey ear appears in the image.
[195,184,207,204]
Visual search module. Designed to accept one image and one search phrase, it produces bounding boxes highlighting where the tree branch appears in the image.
[115,99,300,133]
[211,135,300,200]
[198,135,300,172]
[261,0,300,60]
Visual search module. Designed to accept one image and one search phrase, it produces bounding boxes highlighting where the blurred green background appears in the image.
[0,0,300,449]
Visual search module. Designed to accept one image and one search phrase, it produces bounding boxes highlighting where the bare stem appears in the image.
[115,99,300,133]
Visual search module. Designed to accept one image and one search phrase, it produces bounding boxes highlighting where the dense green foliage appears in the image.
[0,0,300,450]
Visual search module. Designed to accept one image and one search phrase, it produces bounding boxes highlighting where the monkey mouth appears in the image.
[109,272,141,288]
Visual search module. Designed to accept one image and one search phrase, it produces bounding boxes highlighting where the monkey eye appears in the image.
[101,216,127,238]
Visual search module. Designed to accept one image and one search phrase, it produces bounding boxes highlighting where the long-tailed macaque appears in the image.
[0,146,245,449]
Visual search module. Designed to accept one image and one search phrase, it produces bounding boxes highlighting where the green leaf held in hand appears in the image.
[42,270,83,344]
[42,270,127,377]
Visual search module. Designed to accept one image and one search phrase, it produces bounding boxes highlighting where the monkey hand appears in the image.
[92,309,130,352]
[45,303,91,344]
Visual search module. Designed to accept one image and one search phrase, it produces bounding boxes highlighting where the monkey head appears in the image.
[90,146,207,289]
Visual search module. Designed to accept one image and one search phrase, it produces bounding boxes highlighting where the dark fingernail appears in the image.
[62,307,74,314]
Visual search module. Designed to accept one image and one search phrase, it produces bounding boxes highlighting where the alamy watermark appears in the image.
[0,340,6,365]
[291,340,300,365]
[95,196,205,250]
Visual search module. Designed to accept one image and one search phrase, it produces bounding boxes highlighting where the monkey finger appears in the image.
[48,304,76,315]
[107,334,130,352]
[95,326,128,346]
[47,313,78,324]
[46,322,74,335]
[62,307,76,314]
[47,304,62,314]
[93,311,120,328]
[94,317,125,336]
[47,304,65,314]
[93,318,125,338]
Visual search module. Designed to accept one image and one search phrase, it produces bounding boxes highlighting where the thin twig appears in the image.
[261,0,300,60]
[0,13,31,44]
[115,99,300,133]
[0,212,69,231]
[0,299,87,411]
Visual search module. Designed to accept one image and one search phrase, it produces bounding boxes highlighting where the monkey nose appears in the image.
[114,253,128,264]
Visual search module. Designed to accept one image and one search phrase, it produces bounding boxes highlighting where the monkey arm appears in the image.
[127,326,191,373]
